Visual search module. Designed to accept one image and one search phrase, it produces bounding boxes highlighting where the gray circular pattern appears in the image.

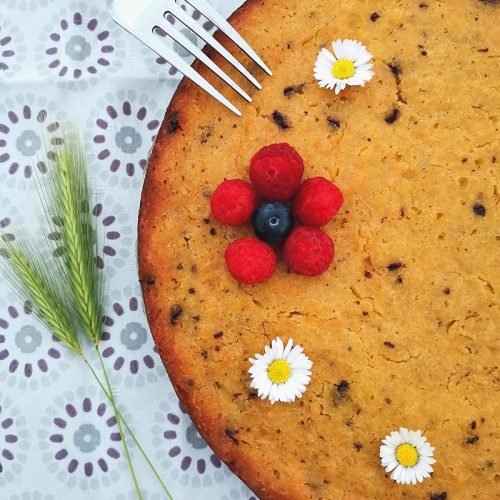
[73,423,101,453]
[14,325,42,354]
[186,423,208,450]
[64,34,91,62]
[15,130,42,157]
[115,126,143,155]
[120,322,148,351]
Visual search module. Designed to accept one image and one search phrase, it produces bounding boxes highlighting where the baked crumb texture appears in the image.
[139,1,499,498]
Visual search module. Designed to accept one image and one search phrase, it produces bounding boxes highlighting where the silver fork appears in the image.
[107,0,272,116]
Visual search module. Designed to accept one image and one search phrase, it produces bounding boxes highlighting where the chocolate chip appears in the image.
[191,265,197,272]
[385,398,392,404]
[396,275,404,284]
[364,271,373,279]
[384,108,400,124]
[335,380,350,396]
[272,111,290,130]
[421,50,428,56]
[176,263,184,270]
[145,275,155,285]
[419,2,429,8]
[283,83,305,96]
[384,341,396,349]
[430,493,447,500]
[186,378,195,386]
[477,48,489,52]
[473,203,486,217]
[465,435,479,444]
[192,315,200,321]
[387,262,402,271]
[354,441,363,451]
[166,111,181,134]
[388,60,402,85]
[443,287,451,295]
[213,331,224,339]
[370,12,380,21]
[248,392,258,400]
[170,305,183,325]
[203,218,210,224]
[471,420,477,429]
[201,350,208,359]
[327,117,341,128]
[210,228,216,236]
[188,288,196,294]
[224,428,240,445]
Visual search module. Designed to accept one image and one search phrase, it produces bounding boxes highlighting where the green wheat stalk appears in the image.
[0,239,81,355]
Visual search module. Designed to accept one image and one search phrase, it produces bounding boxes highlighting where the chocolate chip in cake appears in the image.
[387,262,403,271]
[471,420,477,429]
[224,428,240,445]
[272,111,291,130]
[284,83,305,96]
[430,493,447,500]
[166,111,181,134]
[186,378,195,386]
[192,315,200,321]
[145,275,155,285]
[201,350,208,359]
[364,271,373,279]
[176,263,184,270]
[473,203,486,217]
[384,341,396,349]
[191,265,197,272]
[443,287,451,295]
[419,2,429,8]
[335,380,350,396]
[421,50,428,56]
[170,305,183,325]
[384,398,392,404]
[203,218,210,224]
[388,60,402,85]
[465,435,479,444]
[384,108,400,124]
[396,275,404,284]
[327,117,341,129]
[477,47,489,52]
[188,288,196,294]
[213,331,224,339]
[370,12,380,22]
[353,441,363,452]
[210,227,217,236]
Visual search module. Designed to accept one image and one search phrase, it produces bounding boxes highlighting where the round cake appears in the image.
[138,1,499,498]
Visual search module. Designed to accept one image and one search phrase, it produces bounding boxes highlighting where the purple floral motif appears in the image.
[0,395,29,489]
[0,302,69,390]
[86,89,161,188]
[153,394,234,488]
[99,287,164,388]
[39,386,127,489]
[35,2,125,91]
[0,93,65,189]
[0,19,26,77]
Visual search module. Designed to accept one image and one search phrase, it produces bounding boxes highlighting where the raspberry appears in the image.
[249,143,304,201]
[294,177,344,226]
[283,227,334,276]
[225,238,277,285]
[211,180,257,226]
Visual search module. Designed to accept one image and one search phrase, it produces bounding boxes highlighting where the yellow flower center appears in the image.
[396,443,419,467]
[332,59,355,79]
[267,359,291,384]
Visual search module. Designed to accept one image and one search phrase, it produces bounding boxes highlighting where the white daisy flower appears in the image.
[248,337,312,404]
[380,428,436,485]
[314,39,374,94]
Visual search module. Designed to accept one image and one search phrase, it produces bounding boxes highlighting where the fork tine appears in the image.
[157,18,252,103]
[168,3,262,90]
[186,0,272,76]
[142,31,242,116]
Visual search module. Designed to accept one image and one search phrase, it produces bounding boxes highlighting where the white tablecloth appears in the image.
[0,1,255,498]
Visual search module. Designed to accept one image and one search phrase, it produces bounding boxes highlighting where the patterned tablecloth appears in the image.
[0,1,256,498]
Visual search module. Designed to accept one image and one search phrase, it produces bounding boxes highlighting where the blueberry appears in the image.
[252,202,294,244]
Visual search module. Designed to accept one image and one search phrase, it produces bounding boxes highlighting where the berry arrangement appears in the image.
[210,143,344,285]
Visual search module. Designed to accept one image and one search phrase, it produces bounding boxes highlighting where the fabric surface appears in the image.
[0,0,256,498]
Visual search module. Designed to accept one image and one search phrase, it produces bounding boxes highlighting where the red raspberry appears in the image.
[249,143,304,201]
[283,227,334,277]
[225,238,277,285]
[211,180,257,226]
[294,177,344,226]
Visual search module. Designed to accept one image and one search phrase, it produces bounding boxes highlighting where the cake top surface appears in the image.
[139,1,500,498]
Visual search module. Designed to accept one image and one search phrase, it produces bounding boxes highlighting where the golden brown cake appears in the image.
[138,1,499,498]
